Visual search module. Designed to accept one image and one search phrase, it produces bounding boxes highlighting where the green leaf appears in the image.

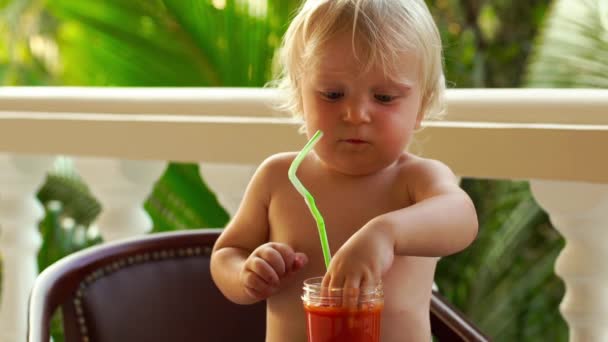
[145,163,230,231]
[49,0,220,85]
[526,0,608,87]
[436,180,566,340]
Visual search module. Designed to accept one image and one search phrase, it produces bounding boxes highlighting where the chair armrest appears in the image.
[430,290,491,342]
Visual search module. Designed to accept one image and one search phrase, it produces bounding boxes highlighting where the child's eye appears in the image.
[374,94,396,103]
[320,91,344,101]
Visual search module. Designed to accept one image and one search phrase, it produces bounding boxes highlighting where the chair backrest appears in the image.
[28,229,266,342]
[29,229,489,342]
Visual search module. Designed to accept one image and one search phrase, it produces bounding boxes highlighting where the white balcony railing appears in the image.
[1,87,607,341]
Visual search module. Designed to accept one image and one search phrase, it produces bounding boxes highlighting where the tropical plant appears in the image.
[435,0,606,340]
[1,1,297,339]
[37,158,102,270]
[526,0,608,88]
[436,180,567,341]
[426,0,570,340]
[428,0,552,88]
[515,0,608,335]
[2,0,301,243]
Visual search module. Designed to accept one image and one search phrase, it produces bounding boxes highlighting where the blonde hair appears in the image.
[270,0,446,122]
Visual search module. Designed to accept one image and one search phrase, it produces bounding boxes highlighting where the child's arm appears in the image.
[381,158,478,256]
[211,155,308,304]
[323,158,478,288]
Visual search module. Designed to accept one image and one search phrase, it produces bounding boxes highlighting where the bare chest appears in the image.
[263,173,436,341]
[268,180,407,277]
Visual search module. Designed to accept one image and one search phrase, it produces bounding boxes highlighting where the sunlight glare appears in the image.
[238,0,268,18]
[599,0,607,32]
[28,35,60,74]
[61,217,76,231]
[212,0,226,10]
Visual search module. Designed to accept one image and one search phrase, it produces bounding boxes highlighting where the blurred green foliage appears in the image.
[526,0,608,87]
[429,0,551,87]
[424,0,569,340]
[2,0,605,340]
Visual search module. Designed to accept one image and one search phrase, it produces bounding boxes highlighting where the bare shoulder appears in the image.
[258,152,297,171]
[398,153,457,182]
[255,152,298,184]
[397,153,461,201]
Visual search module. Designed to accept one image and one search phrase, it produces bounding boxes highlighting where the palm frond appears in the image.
[437,179,566,340]
[49,0,220,85]
[478,236,564,340]
[145,163,230,231]
[526,0,608,87]
[467,197,545,310]
[37,173,100,226]
[46,0,299,86]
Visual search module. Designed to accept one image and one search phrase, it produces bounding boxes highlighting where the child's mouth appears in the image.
[343,139,368,144]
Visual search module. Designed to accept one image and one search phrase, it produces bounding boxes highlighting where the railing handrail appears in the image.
[1,87,607,183]
[1,87,608,124]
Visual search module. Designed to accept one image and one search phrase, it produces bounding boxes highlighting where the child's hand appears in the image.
[323,221,394,289]
[240,242,308,301]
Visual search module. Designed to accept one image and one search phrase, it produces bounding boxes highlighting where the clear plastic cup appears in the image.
[302,277,384,342]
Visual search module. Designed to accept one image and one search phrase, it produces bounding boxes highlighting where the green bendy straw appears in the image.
[288,130,331,269]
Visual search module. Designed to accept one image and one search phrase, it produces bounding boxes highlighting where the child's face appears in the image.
[300,32,423,176]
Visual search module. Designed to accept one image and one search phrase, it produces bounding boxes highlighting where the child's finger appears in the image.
[326,273,346,290]
[360,272,372,291]
[242,270,272,292]
[292,252,308,271]
[244,285,265,300]
[321,273,332,288]
[269,243,296,273]
[249,256,280,286]
[282,253,309,282]
[344,275,362,289]
[258,246,287,277]
[343,276,363,309]
[247,280,277,299]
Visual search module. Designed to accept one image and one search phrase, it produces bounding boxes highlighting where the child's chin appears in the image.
[328,161,389,177]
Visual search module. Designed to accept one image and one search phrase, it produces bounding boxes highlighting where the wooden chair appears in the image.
[28,229,489,341]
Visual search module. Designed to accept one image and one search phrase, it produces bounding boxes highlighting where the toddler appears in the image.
[211,0,478,340]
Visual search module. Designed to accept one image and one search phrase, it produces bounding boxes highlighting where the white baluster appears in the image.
[198,162,257,217]
[530,180,608,342]
[0,154,54,342]
[76,158,166,241]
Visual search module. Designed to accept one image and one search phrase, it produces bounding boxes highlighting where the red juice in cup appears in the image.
[302,277,383,342]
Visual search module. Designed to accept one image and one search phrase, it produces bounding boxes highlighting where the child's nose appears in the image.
[343,101,371,124]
